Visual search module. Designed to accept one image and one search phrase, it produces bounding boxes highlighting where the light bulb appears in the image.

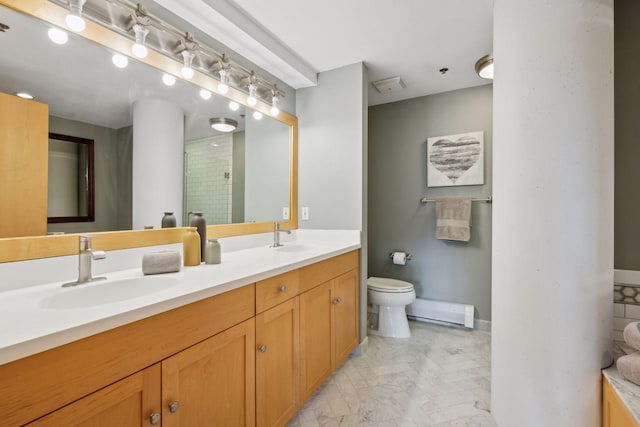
[229,101,239,111]
[65,14,85,32]
[270,95,280,116]
[48,27,68,45]
[253,111,263,120]
[131,24,149,58]
[162,73,176,86]
[16,92,34,100]
[112,54,128,68]
[180,50,194,79]
[218,69,229,94]
[199,89,212,100]
[247,84,258,106]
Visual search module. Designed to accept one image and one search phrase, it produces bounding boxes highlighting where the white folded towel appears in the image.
[435,197,472,242]
[142,251,181,275]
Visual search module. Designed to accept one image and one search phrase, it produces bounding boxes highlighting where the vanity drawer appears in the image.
[256,270,300,313]
[299,251,359,293]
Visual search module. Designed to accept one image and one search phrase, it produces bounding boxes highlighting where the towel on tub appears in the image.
[617,351,640,386]
[624,322,640,351]
[435,197,472,242]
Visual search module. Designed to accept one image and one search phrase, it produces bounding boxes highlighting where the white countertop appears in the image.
[0,230,360,365]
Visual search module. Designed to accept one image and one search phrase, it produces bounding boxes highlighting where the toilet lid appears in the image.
[367,277,414,293]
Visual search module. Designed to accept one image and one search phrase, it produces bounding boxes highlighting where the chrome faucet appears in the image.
[63,235,107,287]
[270,221,291,248]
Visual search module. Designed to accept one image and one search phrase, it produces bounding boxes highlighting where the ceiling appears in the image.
[154,0,494,105]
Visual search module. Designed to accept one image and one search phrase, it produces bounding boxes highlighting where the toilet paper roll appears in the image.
[392,252,407,266]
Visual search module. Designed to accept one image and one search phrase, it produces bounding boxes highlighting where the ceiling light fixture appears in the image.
[209,118,238,133]
[162,73,176,86]
[180,50,195,79]
[65,0,87,32]
[16,92,34,100]
[229,101,239,111]
[253,111,263,120]
[199,89,212,100]
[131,24,149,58]
[475,54,494,79]
[112,53,128,68]
[218,69,229,94]
[48,27,68,45]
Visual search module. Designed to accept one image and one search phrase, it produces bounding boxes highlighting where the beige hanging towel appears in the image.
[435,197,472,242]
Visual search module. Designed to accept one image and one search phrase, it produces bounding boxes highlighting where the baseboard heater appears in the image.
[406,298,475,329]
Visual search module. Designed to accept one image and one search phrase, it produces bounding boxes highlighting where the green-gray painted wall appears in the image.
[368,84,493,321]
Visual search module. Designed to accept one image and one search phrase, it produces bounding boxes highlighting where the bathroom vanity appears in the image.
[603,367,640,427]
[0,239,360,427]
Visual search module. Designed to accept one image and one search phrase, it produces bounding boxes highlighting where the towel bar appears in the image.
[420,196,493,204]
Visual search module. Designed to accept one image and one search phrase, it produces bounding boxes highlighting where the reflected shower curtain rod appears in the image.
[419,196,493,204]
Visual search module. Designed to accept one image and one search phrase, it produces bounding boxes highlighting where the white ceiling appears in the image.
[155,0,494,105]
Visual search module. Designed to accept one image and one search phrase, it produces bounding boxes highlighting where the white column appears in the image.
[492,1,613,426]
[132,99,184,229]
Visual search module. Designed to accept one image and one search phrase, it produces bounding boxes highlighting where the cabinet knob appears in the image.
[333,297,342,305]
[149,412,161,425]
[258,344,267,353]
[168,401,180,413]
[279,285,287,293]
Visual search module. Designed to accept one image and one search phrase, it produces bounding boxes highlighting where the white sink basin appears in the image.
[42,276,179,309]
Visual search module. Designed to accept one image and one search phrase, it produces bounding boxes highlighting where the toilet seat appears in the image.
[367,277,414,293]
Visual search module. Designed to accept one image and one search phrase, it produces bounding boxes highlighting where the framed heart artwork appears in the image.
[427,131,484,187]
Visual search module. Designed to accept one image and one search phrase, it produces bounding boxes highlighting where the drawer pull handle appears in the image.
[168,401,180,413]
[149,412,161,425]
[279,285,287,293]
[332,297,342,305]
[258,344,267,353]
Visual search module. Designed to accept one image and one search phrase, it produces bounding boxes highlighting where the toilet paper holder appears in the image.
[388,252,412,261]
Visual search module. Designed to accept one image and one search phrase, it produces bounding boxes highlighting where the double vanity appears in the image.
[0,230,361,426]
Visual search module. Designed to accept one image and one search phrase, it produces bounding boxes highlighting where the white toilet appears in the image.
[367,277,416,338]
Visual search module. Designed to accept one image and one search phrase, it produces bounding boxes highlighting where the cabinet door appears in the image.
[332,269,360,368]
[299,280,333,400]
[603,376,640,427]
[256,298,299,427]
[0,92,48,237]
[26,364,161,427]
[162,318,255,427]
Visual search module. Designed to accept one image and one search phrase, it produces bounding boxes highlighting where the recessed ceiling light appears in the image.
[16,92,34,100]
[48,27,68,45]
[162,73,176,86]
[112,54,128,68]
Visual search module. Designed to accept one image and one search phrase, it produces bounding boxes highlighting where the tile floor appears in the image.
[286,320,496,427]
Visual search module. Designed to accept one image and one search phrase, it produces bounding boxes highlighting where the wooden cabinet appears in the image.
[2,251,359,427]
[0,92,49,237]
[26,364,161,427]
[300,268,360,400]
[603,375,640,427]
[162,319,255,427]
[256,298,299,427]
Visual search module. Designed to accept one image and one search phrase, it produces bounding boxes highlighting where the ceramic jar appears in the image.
[204,238,221,264]
[189,212,206,262]
[161,212,176,228]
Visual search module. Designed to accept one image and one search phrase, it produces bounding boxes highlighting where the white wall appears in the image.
[132,99,184,230]
[492,0,613,425]
[297,63,366,230]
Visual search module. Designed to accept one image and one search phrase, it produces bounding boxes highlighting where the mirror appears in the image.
[0,1,296,240]
[47,132,95,224]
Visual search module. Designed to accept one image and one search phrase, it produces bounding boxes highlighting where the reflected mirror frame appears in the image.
[47,132,95,224]
[0,0,298,263]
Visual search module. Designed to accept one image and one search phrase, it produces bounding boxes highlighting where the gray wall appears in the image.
[48,116,132,234]
[232,131,246,224]
[615,0,640,270]
[368,84,493,321]
[297,62,368,340]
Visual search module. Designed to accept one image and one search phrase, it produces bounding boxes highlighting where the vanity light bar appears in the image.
[48,0,286,106]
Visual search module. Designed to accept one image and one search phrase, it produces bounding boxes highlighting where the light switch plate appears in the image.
[282,207,289,220]
[301,207,309,220]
